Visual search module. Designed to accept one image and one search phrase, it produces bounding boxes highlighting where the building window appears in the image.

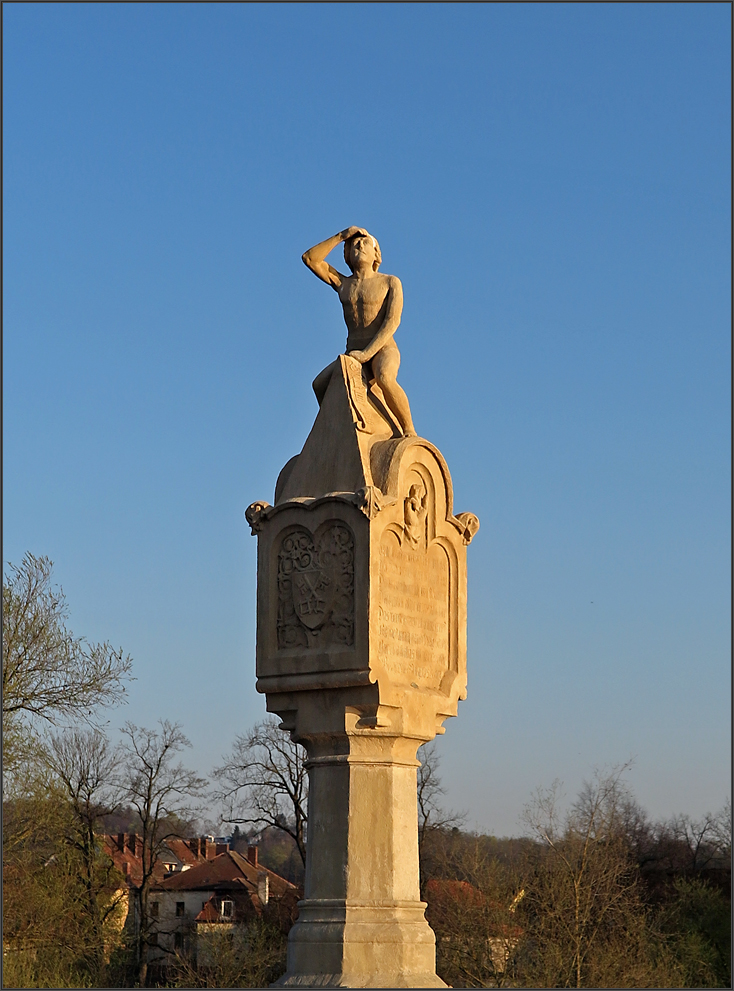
[221,899,234,918]
[150,902,159,917]
[174,932,183,950]
[176,902,185,917]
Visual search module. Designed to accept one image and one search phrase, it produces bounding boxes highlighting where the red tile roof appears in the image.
[98,837,299,931]
[425,879,523,939]
[165,838,205,867]
[195,897,222,923]
[426,878,486,906]
[101,834,144,887]
[99,834,208,888]
[155,850,296,898]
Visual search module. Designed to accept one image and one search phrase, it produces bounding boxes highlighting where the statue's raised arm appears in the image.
[301,227,369,289]
[304,227,416,437]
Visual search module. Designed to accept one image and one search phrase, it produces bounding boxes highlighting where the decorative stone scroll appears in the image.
[276,523,355,649]
[353,484,395,520]
[453,511,480,545]
[245,500,272,535]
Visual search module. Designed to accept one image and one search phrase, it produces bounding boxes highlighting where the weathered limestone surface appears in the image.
[246,229,478,988]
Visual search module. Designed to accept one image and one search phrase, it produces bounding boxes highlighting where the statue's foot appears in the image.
[404,428,418,437]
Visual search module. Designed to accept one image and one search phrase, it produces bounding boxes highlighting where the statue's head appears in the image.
[344,232,381,273]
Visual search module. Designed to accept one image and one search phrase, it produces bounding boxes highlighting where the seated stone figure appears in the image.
[302,226,416,437]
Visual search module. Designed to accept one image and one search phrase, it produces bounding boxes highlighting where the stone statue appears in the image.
[246,230,480,988]
[302,226,416,437]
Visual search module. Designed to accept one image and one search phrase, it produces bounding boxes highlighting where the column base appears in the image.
[272,899,447,989]
[274,973,446,988]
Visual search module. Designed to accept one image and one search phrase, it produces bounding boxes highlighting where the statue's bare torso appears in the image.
[338,273,398,353]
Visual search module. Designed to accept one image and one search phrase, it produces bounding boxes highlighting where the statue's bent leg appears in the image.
[373,347,416,437]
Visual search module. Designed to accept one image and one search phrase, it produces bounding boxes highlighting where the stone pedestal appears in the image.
[246,356,478,988]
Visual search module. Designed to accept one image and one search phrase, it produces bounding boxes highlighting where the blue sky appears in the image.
[4,2,730,835]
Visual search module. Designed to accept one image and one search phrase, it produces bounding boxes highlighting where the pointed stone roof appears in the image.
[275,354,400,503]
[245,353,478,543]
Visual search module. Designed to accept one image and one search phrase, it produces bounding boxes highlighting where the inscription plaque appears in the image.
[377,529,450,691]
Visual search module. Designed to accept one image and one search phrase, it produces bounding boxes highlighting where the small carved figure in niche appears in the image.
[404,482,428,547]
[302,227,416,437]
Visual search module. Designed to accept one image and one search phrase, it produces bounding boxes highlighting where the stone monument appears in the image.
[246,227,479,988]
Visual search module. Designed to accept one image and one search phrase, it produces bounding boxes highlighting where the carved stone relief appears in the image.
[276,523,355,650]
[403,482,428,547]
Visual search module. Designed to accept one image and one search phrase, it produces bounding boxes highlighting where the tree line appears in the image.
[3,553,730,988]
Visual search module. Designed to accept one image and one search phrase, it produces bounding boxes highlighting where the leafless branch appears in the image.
[2,554,133,740]
[214,717,308,864]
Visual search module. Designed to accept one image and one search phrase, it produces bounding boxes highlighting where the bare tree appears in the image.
[417,741,465,846]
[119,720,207,986]
[423,832,527,989]
[3,731,128,988]
[416,741,465,894]
[214,717,308,865]
[166,917,287,989]
[42,728,127,981]
[710,797,732,860]
[2,554,133,773]
[519,763,674,989]
[2,794,110,990]
[663,804,732,874]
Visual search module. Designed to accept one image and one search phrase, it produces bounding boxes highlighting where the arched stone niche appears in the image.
[368,438,468,710]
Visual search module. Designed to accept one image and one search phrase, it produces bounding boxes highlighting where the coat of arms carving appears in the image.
[277,524,355,649]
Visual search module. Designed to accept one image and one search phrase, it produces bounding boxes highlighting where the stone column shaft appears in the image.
[279,730,443,987]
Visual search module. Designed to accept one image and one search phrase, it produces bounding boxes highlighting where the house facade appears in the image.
[98,833,297,970]
[147,846,299,967]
